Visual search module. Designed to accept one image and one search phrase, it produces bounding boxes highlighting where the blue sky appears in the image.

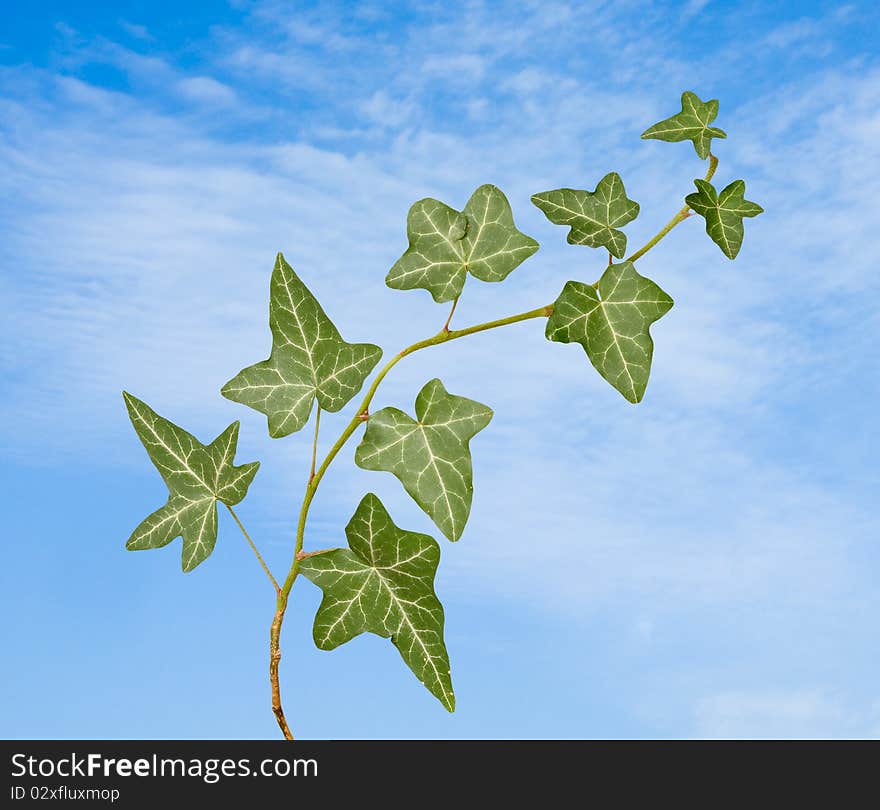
[2,0,879,739]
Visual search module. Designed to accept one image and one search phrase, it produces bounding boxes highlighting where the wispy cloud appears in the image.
[681,0,710,22]
[761,4,858,54]
[360,90,415,128]
[695,689,880,739]
[176,75,237,105]
[118,20,153,42]
[51,29,239,110]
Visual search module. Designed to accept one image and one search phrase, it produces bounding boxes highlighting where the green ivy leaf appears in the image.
[685,179,763,259]
[298,493,454,711]
[355,379,492,541]
[386,184,539,303]
[531,173,639,258]
[546,262,673,403]
[123,392,260,572]
[222,253,382,438]
[640,91,727,160]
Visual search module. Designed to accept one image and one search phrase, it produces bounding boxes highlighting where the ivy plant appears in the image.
[123,91,762,739]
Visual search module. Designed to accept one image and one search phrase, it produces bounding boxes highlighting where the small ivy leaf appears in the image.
[386,184,539,303]
[385,199,469,304]
[640,91,727,160]
[355,379,492,541]
[222,253,382,438]
[546,262,673,403]
[298,493,454,711]
[531,173,639,258]
[123,392,260,572]
[685,178,763,259]
[462,184,541,283]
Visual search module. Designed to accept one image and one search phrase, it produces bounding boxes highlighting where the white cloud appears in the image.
[695,689,879,739]
[118,20,153,41]
[681,0,710,22]
[51,34,240,109]
[421,53,486,82]
[360,90,414,128]
[176,76,237,105]
[759,4,862,58]
[501,67,562,96]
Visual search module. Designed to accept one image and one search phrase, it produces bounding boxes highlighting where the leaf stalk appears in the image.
[225,503,280,594]
[442,296,459,332]
[308,406,321,483]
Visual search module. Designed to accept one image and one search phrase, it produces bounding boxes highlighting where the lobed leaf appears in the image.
[298,493,454,711]
[641,91,727,160]
[685,178,763,259]
[222,253,382,438]
[531,172,639,258]
[546,262,673,403]
[123,392,260,572]
[386,184,539,303]
[355,379,492,541]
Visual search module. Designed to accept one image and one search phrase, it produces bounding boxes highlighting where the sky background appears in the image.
[2,0,879,740]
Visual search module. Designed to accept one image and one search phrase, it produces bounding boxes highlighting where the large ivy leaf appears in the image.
[222,253,382,438]
[640,91,727,160]
[546,262,673,403]
[298,493,454,711]
[531,173,639,258]
[385,184,539,303]
[685,178,763,259]
[354,379,492,541]
[123,392,260,572]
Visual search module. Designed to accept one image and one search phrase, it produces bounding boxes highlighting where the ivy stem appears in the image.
[625,153,718,264]
[225,503,280,594]
[267,301,553,739]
